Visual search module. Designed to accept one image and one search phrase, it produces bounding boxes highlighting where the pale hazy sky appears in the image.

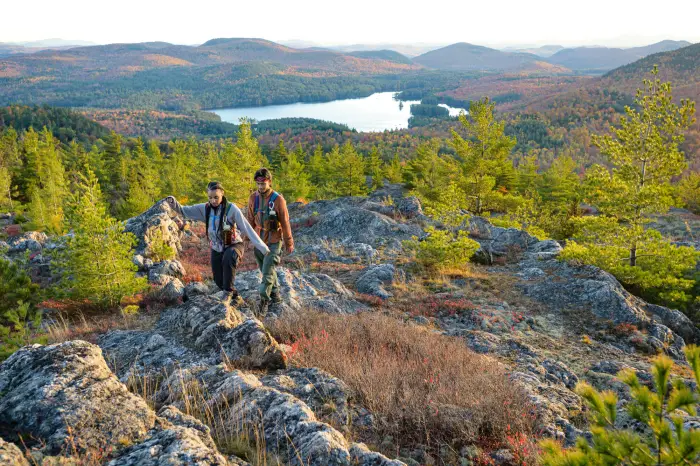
[3,0,699,48]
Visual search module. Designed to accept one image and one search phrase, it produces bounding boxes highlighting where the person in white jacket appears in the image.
[165,181,269,305]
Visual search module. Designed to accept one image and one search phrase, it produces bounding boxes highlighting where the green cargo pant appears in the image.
[254,241,282,301]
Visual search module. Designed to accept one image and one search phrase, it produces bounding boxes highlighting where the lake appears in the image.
[210,92,466,132]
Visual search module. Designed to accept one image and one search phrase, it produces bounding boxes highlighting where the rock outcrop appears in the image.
[0,341,157,455]
[124,199,182,259]
[100,293,287,377]
[0,341,253,465]
[155,365,405,466]
[107,407,230,466]
[288,192,424,254]
[356,264,396,300]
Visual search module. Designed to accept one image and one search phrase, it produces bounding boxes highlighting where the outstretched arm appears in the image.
[230,204,270,256]
[165,196,207,223]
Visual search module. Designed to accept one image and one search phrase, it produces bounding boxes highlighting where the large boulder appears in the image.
[0,341,246,464]
[517,257,700,346]
[157,294,287,370]
[107,406,231,466]
[355,264,396,300]
[235,267,364,314]
[100,294,287,376]
[6,231,47,254]
[148,260,186,282]
[465,217,539,263]
[395,196,424,219]
[0,341,157,455]
[289,195,423,253]
[156,366,405,466]
[125,200,182,259]
[151,277,186,303]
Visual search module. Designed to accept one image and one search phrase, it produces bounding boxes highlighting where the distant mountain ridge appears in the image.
[0,37,423,111]
[505,45,565,57]
[414,40,692,74]
[546,40,692,73]
[0,37,421,79]
[413,42,540,71]
[599,42,700,97]
[346,50,413,65]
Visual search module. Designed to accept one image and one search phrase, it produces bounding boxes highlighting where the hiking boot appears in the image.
[270,291,282,304]
[225,291,245,307]
[257,298,270,317]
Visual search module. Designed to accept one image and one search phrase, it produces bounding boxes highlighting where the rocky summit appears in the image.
[1,185,699,465]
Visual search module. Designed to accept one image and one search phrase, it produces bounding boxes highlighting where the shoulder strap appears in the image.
[205,203,211,239]
[254,192,260,213]
[268,191,279,211]
[219,198,228,233]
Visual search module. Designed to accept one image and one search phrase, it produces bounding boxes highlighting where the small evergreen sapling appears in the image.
[53,169,147,308]
[541,347,700,465]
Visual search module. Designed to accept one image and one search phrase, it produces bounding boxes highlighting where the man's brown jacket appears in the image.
[246,191,294,248]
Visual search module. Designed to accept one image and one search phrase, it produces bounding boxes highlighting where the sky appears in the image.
[2,0,699,48]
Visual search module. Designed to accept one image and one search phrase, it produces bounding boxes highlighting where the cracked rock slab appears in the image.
[155,366,405,466]
[0,341,156,455]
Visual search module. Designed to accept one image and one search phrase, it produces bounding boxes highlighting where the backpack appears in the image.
[255,191,280,240]
[254,191,279,218]
[205,198,234,241]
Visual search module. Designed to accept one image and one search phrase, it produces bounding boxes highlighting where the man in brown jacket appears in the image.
[246,168,294,315]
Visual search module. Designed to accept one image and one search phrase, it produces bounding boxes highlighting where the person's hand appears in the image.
[285,243,295,255]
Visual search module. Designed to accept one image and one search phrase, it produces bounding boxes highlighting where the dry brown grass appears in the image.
[268,310,538,460]
[44,309,156,345]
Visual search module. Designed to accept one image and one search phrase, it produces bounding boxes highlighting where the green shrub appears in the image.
[561,218,699,310]
[678,172,700,214]
[541,347,700,465]
[149,227,176,262]
[0,257,40,317]
[403,226,480,274]
[0,301,47,361]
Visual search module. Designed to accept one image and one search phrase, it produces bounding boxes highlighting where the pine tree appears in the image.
[270,139,289,171]
[0,256,40,315]
[27,129,68,233]
[220,122,267,204]
[515,155,540,197]
[336,141,368,197]
[54,169,147,308]
[384,154,404,183]
[541,348,700,465]
[17,128,40,202]
[277,144,311,202]
[678,172,700,214]
[307,144,327,199]
[451,97,517,214]
[120,138,160,218]
[365,147,384,190]
[584,67,695,267]
[561,70,698,310]
[162,139,198,204]
[0,128,20,208]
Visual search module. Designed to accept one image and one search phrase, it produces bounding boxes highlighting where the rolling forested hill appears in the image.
[0,38,423,111]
